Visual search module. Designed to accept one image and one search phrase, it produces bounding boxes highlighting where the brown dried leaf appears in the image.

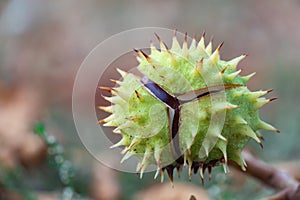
[0,84,46,168]
[91,163,122,200]
[134,182,210,200]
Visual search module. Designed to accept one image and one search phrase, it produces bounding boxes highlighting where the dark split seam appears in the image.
[141,76,240,165]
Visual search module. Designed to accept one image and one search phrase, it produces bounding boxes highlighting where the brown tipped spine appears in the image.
[217,41,224,51]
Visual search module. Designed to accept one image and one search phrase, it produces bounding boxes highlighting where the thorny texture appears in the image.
[188,151,300,200]
[161,157,224,184]
[100,31,279,184]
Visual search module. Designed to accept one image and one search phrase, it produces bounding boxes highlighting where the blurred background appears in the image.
[0,0,300,199]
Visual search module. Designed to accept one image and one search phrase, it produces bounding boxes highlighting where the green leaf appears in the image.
[33,122,45,136]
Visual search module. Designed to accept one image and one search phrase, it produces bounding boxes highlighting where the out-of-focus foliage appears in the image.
[1,123,88,199]
[33,123,87,200]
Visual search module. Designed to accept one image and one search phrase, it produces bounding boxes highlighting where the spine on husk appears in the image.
[100,32,278,184]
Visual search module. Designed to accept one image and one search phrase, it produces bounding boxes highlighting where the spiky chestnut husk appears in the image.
[99,32,278,183]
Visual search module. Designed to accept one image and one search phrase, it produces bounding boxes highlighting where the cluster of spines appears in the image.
[99,31,279,184]
[100,70,167,179]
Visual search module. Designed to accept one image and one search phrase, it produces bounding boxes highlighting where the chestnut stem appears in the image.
[231,151,300,200]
